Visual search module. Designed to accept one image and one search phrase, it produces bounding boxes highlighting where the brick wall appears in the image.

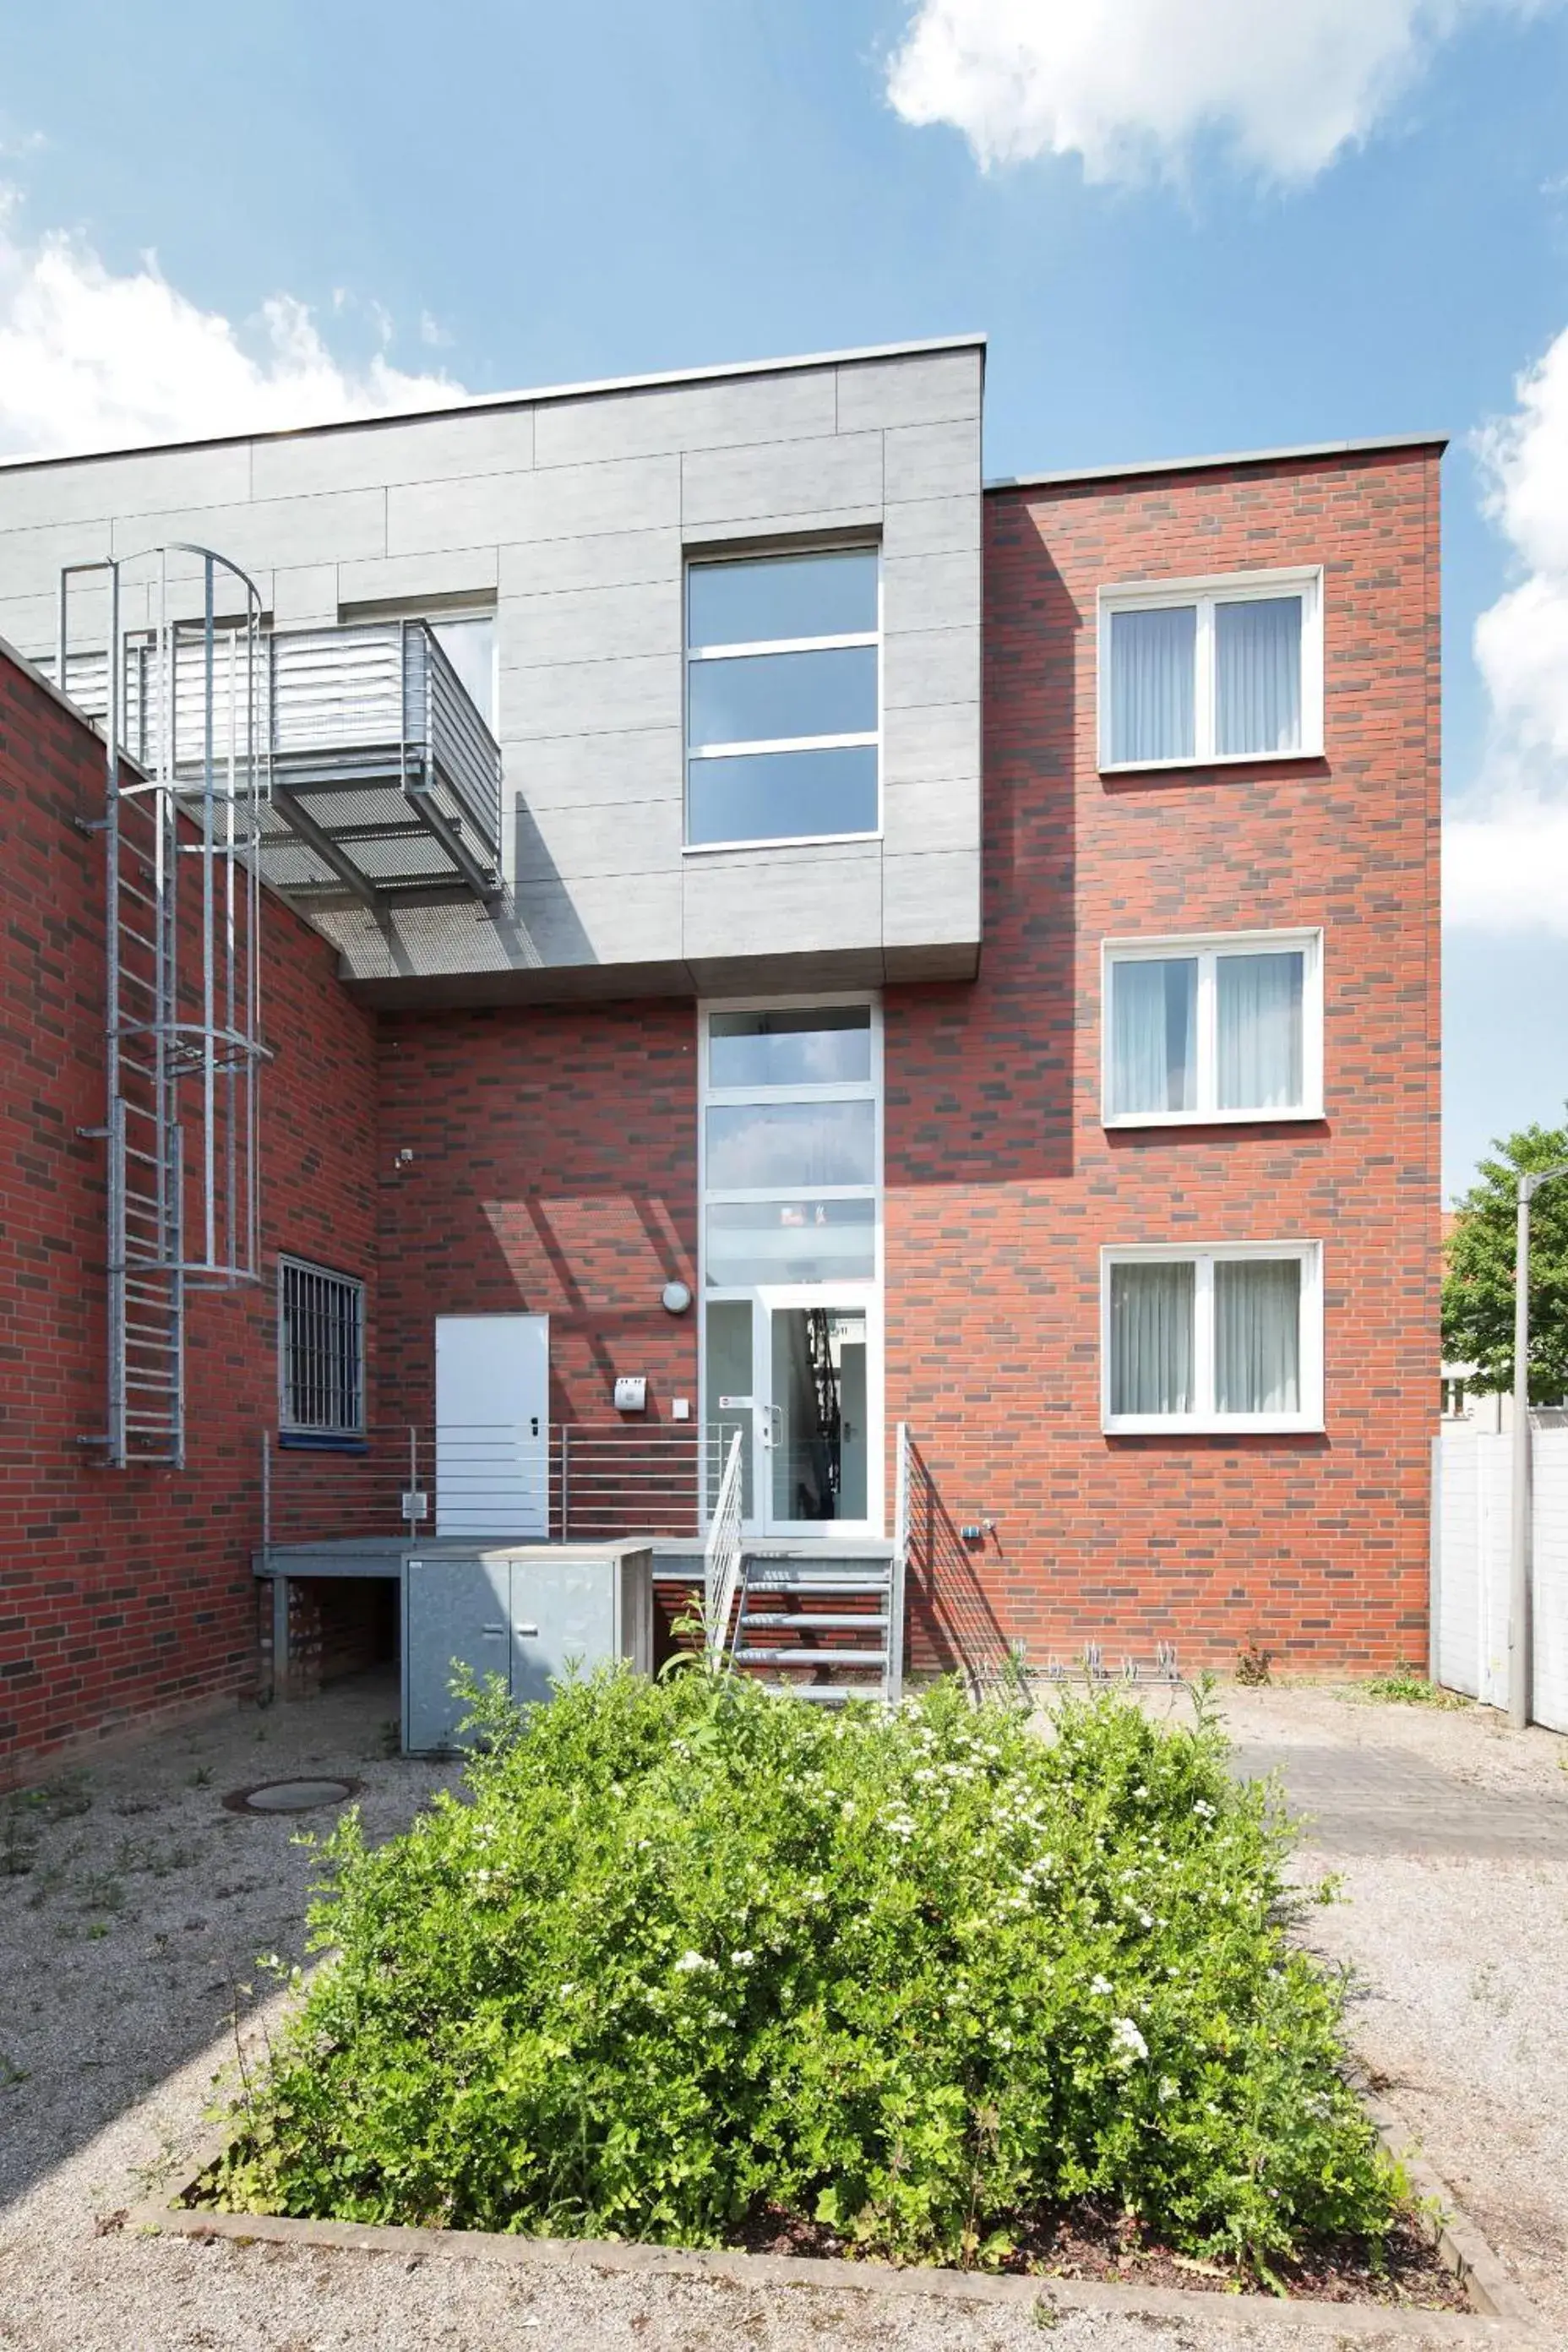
[885,448,1442,1674]
[375,1001,700,1436]
[0,651,379,1780]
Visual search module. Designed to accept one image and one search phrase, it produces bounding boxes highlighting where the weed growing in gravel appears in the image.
[1361,1673,1466,1709]
[211,1670,1405,2280]
[1,1800,41,1878]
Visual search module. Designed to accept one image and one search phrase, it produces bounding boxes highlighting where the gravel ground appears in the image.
[1,1670,1560,2350]
[1211,1682,1568,2338]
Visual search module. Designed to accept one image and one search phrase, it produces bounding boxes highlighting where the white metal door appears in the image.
[435,1314,549,1536]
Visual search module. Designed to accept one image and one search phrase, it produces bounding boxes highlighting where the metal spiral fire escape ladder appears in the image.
[61,548,269,1468]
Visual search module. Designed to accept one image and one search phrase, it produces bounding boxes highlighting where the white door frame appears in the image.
[695,989,885,1544]
[752,1284,882,1539]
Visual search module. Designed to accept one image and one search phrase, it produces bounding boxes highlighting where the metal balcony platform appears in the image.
[55,615,504,912]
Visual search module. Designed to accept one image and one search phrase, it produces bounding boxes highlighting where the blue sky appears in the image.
[2,0,1566,1195]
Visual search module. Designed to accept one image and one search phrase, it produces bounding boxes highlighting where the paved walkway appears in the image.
[1229,1737,1568,1855]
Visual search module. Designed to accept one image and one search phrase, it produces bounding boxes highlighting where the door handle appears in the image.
[530,1416,540,1437]
[482,1623,506,1636]
[514,1622,539,1637]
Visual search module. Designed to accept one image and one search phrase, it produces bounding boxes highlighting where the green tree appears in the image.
[1442,1113,1568,1402]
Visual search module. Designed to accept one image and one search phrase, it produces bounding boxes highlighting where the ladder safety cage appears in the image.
[60,547,270,1469]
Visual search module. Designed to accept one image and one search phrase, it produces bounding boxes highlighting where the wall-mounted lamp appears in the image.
[662,1280,693,1315]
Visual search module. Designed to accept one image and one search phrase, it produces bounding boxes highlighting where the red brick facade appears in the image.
[887,448,1441,1672]
[374,1002,699,1430]
[0,656,379,1779]
[0,439,1441,1776]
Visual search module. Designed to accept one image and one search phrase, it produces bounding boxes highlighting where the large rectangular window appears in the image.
[701,1001,879,1288]
[279,1256,365,1439]
[686,549,879,847]
[1102,1244,1322,1434]
[1102,931,1321,1125]
[1099,570,1322,770]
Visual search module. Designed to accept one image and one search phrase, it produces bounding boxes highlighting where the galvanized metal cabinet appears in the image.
[402,1541,652,1752]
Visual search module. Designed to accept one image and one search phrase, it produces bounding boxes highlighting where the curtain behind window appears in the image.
[1215,1259,1301,1413]
[1215,597,1302,756]
[1110,1261,1195,1415]
[1216,951,1304,1109]
[1110,957,1197,1115]
[1110,605,1195,763]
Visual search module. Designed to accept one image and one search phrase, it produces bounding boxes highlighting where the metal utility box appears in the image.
[402,1541,653,1754]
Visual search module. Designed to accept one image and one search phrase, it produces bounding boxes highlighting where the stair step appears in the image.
[742,1571,890,1594]
[739,1610,890,1630]
[735,1646,890,1667]
[756,1684,862,1703]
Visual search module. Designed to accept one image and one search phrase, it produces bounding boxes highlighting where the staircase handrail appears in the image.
[890,1419,912,1702]
[702,1428,746,1669]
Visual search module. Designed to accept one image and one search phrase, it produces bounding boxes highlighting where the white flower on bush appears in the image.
[730,1950,754,1968]
[674,1950,716,1975]
[1090,1974,1113,1997]
[1111,2017,1149,2065]
[1158,2075,1179,2103]
[1192,1798,1216,1819]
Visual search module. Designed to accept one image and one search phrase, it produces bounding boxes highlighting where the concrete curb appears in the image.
[126,2086,1546,2345]
[1361,2087,1544,2337]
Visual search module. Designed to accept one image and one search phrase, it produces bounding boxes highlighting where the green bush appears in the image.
[214,1670,1401,2275]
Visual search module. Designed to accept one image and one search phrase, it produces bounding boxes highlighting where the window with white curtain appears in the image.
[1102,931,1321,1124]
[1099,570,1322,769]
[1102,1244,1323,1433]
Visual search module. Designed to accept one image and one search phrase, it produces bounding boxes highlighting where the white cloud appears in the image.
[885,0,1552,184]
[0,195,464,459]
[1451,324,1568,936]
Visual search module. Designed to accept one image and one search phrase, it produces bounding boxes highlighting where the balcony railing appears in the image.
[259,1422,738,1555]
[52,618,504,908]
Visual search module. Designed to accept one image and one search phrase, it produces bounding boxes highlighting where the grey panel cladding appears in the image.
[535,371,836,468]
[680,433,883,530]
[0,338,985,993]
[389,455,680,555]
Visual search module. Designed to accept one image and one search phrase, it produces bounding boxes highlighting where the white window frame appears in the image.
[698,994,885,1536]
[1097,566,1324,773]
[1100,1242,1324,1435]
[683,547,883,853]
[1100,928,1325,1129]
[699,994,884,1285]
[277,1255,367,1440]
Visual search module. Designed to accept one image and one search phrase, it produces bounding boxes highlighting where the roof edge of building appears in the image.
[984,431,1448,493]
[0,334,988,476]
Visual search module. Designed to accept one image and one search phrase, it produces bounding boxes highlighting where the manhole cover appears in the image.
[222,1777,360,1816]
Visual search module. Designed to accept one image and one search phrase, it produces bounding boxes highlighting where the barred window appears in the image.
[279,1257,365,1436]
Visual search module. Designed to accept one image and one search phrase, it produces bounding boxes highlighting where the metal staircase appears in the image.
[731,1547,898,1701]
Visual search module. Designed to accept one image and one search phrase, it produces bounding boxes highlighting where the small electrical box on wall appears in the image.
[613,1375,648,1414]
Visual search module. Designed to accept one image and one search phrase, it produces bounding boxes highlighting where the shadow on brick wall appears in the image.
[904,1437,1015,1691]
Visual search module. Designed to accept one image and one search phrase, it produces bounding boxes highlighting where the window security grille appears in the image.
[279,1258,365,1435]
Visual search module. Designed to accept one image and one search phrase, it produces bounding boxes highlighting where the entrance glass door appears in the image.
[700,996,882,1542]
[765,1294,869,1533]
[705,1291,878,1538]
